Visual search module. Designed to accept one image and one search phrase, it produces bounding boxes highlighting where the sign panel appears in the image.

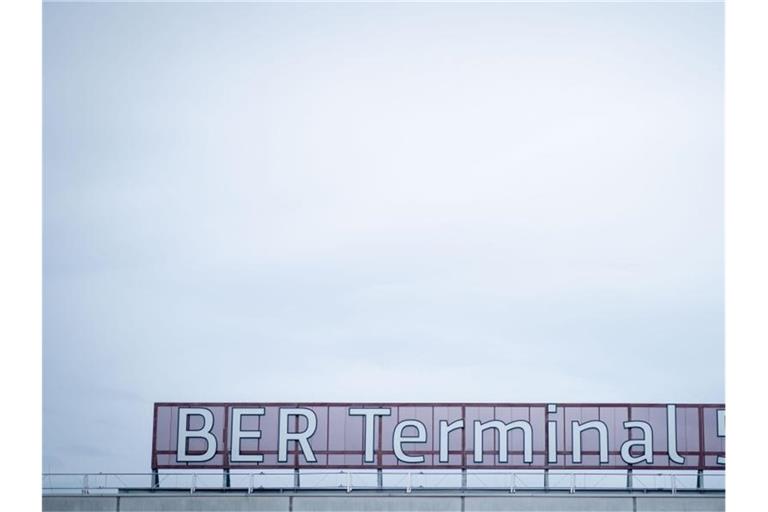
[152,403,725,470]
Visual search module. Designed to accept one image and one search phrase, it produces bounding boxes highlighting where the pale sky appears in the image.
[43,1,723,473]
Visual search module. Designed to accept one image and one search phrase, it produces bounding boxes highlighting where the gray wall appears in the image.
[43,493,725,512]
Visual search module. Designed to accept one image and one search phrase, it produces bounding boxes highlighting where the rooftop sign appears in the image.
[151,403,725,471]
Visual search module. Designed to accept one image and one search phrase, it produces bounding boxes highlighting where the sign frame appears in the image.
[151,402,725,471]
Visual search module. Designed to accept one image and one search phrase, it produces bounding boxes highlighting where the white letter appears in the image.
[278,408,317,463]
[439,419,464,463]
[667,405,685,464]
[349,408,392,463]
[572,420,609,464]
[621,421,653,464]
[474,420,533,464]
[717,409,725,465]
[547,404,558,464]
[230,408,264,463]
[393,420,427,463]
[177,408,217,462]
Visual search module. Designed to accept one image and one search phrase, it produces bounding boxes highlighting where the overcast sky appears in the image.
[43,1,723,473]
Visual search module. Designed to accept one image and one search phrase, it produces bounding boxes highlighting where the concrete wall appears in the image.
[43,493,725,512]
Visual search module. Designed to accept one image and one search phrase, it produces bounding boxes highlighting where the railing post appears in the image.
[461,468,467,490]
[224,468,230,489]
[544,469,549,491]
[151,469,159,490]
[377,468,383,489]
[671,474,677,494]
[627,469,633,490]
[510,473,516,494]
[406,472,412,493]
[570,472,576,494]
[191,473,197,494]
[294,468,300,489]
[345,471,352,493]
[248,473,254,494]
[82,474,89,495]
[697,469,704,490]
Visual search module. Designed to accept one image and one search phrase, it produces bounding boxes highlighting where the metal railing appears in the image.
[42,470,725,495]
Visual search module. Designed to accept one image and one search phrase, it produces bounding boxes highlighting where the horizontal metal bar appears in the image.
[42,470,725,495]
